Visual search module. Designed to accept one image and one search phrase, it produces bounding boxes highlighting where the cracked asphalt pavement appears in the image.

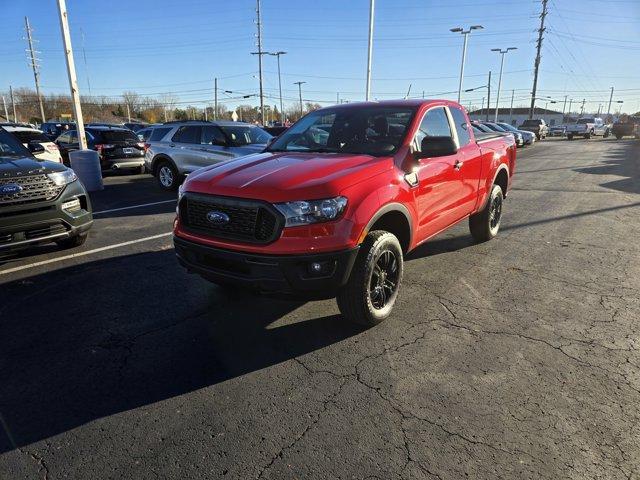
[0,137,639,479]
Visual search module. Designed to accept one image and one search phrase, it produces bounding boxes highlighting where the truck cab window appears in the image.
[450,107,471,146]
[415,107,452,150]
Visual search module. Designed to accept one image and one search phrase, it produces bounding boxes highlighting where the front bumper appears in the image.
[0,180,93,251]
[174,235,359,299]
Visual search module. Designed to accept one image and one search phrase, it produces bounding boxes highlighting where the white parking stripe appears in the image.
[93,199,176,215]
[0,232,173,276]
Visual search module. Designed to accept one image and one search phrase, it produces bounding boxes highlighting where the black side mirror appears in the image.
[27,141,45,154]
[415,136,458,159]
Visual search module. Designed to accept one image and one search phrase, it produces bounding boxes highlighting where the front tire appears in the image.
[567,134,574,140]
[469,184,504,243]
[56,233,87,249]
[337,231,403,327]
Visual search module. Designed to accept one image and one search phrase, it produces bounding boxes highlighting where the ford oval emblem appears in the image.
[206,211,230,225]
[0,184,23,196]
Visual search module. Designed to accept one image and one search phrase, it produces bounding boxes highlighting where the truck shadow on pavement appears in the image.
[0,250,363,453]
[573,143,640,195]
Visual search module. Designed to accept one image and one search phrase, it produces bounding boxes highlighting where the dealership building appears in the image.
[468,107,565,127]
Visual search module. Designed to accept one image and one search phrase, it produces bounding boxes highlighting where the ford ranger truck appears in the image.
[173,100,516,326]
[0,127,93,252]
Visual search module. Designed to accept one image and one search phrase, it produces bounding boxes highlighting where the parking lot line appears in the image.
[93,199,176,216]
[0,232,173,276]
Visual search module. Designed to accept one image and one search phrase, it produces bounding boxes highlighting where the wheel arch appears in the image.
[151,154,178,175]
[362,203,413,254]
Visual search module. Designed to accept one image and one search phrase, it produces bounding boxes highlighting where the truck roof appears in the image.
[321,99,460,110]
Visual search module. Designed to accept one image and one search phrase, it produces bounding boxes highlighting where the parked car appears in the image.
[173,100,516,326]
[519,119,548,140]
[549,125,566,137]
[145,120,272,190]
[41,121,76,141]
[481,122,524,147]
[496,122,536,145]
[56,126,146,173]
[470,121,494,133]
[3,125,63,163]
[612,117,640,139]
[566,117,607,140]
[0,127,92,251]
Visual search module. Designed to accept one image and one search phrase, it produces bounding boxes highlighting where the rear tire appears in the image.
[615,134,623,140]
[56,233,87,249]
[337,231,403,327]
[156,160,179,191]
[567,134,574,140]
[469,184,504,243]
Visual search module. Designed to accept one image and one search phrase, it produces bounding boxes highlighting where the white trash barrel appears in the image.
[69,149,103,191]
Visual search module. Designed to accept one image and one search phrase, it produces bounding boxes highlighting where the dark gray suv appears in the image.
[144,121,272,190]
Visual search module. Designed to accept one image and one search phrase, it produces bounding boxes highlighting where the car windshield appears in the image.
[97,130,140,142]
[218,125,272,146]
[522,120,540,126]
[0,130,32,158]
[498,123,517,132]
[12,130,50,143]
[267,106,415,156]
[577,118,594,124]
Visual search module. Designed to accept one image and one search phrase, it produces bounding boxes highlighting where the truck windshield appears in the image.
[0,129,32,158]
[577,119,594,124]
[522,120,540,126]
[267,106,415,156]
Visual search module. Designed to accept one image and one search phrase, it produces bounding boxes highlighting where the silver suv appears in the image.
[144,121,272,190]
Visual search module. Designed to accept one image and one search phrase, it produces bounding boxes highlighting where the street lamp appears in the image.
[490,47,517,122]
[465,84,489,118]
[450,25,484,103]
[616,100,624,116]
[267,51,287,124]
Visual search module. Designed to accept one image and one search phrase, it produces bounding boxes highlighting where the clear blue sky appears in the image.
[1,0,639,114]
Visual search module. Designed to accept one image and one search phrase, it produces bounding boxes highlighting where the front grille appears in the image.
[0,174,65,207]
[181,194,283,244]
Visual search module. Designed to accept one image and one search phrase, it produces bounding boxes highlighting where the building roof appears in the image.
[468,107,563,115]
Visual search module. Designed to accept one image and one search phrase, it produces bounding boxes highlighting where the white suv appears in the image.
[144,121,272,190]
[3,125,63,163]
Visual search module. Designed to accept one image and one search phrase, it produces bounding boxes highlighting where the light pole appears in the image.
[491,47,517,122]
[294,81,306,119]
[268,51,287,124]
[365,0,375,101]
[465,84,489,119]
[616,100,624,116]
[450,25,484,103]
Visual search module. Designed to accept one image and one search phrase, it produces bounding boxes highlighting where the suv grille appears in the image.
[0,174,64,207]
[181,194,283,244]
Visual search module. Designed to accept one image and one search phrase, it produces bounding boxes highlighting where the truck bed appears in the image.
[475,132,509,143]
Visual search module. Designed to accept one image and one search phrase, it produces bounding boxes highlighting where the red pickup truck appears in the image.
[174,100,516,326]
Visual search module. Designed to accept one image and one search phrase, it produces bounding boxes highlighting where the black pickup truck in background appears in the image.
[612,116,640,139]
[0,128,93,252]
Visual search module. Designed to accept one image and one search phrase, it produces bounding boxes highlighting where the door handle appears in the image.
[454,160,463,170]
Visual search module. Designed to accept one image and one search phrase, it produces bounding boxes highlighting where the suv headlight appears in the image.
[275,196,348,227]
[47,169,77,186]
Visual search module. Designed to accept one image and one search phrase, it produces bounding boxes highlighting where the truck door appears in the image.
[412,106,469,242]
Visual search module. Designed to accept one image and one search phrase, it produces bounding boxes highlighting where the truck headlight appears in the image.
[47,169,77,186]
[275,196,348,227]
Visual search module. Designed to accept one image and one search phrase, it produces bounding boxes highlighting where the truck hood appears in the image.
[0,155,66,179]
[185,151,392,203]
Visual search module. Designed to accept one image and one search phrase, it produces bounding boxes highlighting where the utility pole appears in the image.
[254,0,265,125]
[606,86,614,117]
[214,77,218,120]
[580,98,585,115]
[365,0,375,101]
[404,83,412,100]
[336,92,339,104]
[509,89,515,123]
[492,47,517,122]
[529,0,548,119]
[562,95,567,116]
[268,52,287,123]
[451,25,484,103]
[9,86,17,122]
[568,98,573,116]
[486,71,491,121]
[57,0,86,149]
[1,96,8,121]
[25,17,46,123]
[294,81,305,118]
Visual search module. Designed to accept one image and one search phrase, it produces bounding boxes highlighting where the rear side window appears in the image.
[415,107,452,149]
[13,131,50,143]
[137,129,152,141]
[449,108,470,146]
[150,127,171,141]
[172,126,201,144]
[57,133,70,143]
